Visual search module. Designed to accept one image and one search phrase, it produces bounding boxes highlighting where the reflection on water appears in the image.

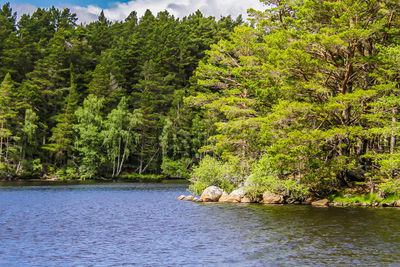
[0,183,399,266]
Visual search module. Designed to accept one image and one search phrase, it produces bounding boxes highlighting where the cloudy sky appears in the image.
[10,0,266,24]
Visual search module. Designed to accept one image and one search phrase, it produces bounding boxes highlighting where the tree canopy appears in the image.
[3,1,400,200]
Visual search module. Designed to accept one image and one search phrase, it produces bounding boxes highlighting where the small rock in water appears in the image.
[302,198,313,205]
[311,199,330,207]
[184,195,194,201]
[193,197,202,202]
[177,195,185,200]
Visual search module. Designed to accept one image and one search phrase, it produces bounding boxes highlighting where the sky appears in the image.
[9,0,266,24]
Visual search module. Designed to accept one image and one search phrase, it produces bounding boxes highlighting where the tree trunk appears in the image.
[391,108,396,155]
[5,136,9,162]
[370,176,375,195]
[391,108,397,178]
[139,130,145,174]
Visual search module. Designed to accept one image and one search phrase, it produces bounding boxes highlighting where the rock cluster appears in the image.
[177,186,400,208]
[218,187,247,203]
[177,186,282,204]
[178,186,305,204]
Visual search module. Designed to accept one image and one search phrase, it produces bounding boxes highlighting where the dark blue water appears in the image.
[1,183,400,266]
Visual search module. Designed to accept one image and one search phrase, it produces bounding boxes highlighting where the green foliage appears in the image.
[0,73,18,164]
[161,157,191,179]
[102,97,142,177]
[44,73,80,164]
[189,155,238,194]
[55,166,80,180]
[21,108,39,159]
[6,0,400,197]
[330,193,383,204]
[117,173,164,182]
[0,2,242,179]
[74,94,105,178]
[247,155,309,199]
[188,0,400,197]
[379,179,400,198]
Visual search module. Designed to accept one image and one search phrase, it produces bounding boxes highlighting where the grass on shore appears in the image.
[329,193,399,204]
[116,173,164,182]
[0,173,189,186]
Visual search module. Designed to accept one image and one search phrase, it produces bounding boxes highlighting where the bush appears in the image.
[54,167,80,180]
[189,155,238,194]
[247,155,309,199]
[161,157,191,179]
[379,178,400,198]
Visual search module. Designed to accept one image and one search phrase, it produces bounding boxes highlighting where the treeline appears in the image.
[189,0,400,199]
[0,2,242,179]
[3,0,400,199]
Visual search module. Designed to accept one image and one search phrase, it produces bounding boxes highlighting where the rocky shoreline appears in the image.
[178,186,400,208]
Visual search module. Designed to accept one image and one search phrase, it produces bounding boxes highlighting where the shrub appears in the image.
[247,155,309,199]
[379,178,400,198]
[189,155,238,194]
[161,157,191,179]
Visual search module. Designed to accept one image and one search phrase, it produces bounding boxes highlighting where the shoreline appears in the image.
[0,178,189,186]
[179,195,400,208]
[178,186,400,208]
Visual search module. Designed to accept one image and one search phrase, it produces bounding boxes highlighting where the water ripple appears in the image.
[0,183,400,266]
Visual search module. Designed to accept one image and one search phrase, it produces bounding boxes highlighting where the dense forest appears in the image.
[0,2,242,180]
[2,0,400,199]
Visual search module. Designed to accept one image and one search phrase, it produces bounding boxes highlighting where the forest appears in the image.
[2,0,400,200]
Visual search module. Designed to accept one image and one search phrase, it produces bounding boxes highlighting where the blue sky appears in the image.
[10,0,266,24]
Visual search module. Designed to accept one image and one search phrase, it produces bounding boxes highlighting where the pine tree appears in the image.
[133,60,175,173]
[45,72,80,165]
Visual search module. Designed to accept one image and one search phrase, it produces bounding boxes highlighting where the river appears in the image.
[0,183,399,266]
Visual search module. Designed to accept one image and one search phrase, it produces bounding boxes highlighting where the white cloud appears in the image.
[68,0,266,24]
[11,3,37,18]
[11,0,266,25]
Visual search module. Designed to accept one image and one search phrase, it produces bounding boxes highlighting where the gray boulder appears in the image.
[225,187,247,203]
[262,191,284,204]
[201,186,226,202]
[218,191,230,202]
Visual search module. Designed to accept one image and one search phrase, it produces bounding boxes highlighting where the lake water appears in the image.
[0,183,400,266]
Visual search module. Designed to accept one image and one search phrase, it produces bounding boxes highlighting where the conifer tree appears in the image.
[45,72,80,165]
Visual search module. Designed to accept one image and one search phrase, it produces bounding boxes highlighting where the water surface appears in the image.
[0,183,399,266]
